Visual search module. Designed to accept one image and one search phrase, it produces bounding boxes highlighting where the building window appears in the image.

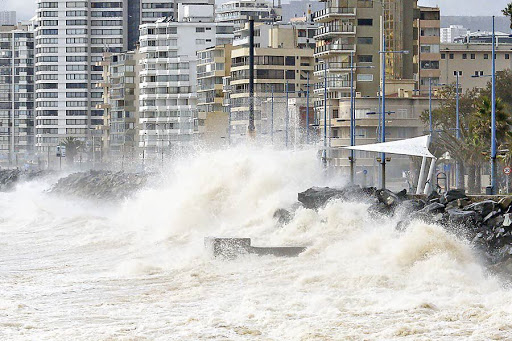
[484,54,489,59]
[357,37,373,45]
[358,55,373,63]
[449,53,454,59]
[285,56,295,66]
[196,27,205,33]
[357,19,373,26]
[441,53,445,59]
[462,53,467,59]
[357,74,373,82]
[471,53,475,59]
[453,71,462,76]
[506,54,510,60]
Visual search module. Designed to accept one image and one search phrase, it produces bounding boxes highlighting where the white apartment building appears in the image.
[0,25,34,165]
[34,0,125,155]
[0,11,17,26]
[138,4,233,152]
[215,0,282,31]
[34,0,214,158]
[440,25,470,43]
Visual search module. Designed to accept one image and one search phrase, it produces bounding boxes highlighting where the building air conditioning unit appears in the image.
[356,92,362,98]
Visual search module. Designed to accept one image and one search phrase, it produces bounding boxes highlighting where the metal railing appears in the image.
[314,44,355,54]
[316,24,356,36]
[314,7,356,19]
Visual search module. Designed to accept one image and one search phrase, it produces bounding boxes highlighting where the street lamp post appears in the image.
[306,72,310,144]
[491,15,497,194]
[349,53,355,183]
[379,32,409,189]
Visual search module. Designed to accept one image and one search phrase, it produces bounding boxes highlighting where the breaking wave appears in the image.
[1,145,512,340]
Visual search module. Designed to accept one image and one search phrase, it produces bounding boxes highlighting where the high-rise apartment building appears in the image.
[0,12,17,26]
[34,0,214,160]
[196,44,233,145]
[215,0,282,31]
[34,0,126,157]
[97,50,142,161]
[138,4,234,153]
[415,6,441,94]
[0,25,34,166]
[228,22,315,141]
[313,0,439,177]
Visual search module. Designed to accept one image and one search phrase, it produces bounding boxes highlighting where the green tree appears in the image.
[60,137,84,166]
[503,3,512,31]
[479,69,512,113]
[421,86,512,193]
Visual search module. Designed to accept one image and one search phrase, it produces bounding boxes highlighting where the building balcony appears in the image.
[313,79,352,92]
[314,44,356,57]
[314,61,352,75]
[96,103,111,109]
[313,7,356,22]
[315,25,356,39]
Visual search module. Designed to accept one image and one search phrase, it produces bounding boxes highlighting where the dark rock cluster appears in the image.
[0,169,50,191]
[295,186,512,266]
[49,170,147,200]
[0,169,21,191]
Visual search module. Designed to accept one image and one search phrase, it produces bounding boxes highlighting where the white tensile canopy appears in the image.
[341,135,436,194]
[342,135,435,159]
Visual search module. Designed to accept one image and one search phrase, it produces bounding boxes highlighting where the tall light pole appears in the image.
[491,15,497,194]
[455,71,462,188]
[285,81,289,148]
[379,31,409,189]
[323,62,328,168]
[349,53,355,183]
[429,77,433,134]
[306,72,310,144]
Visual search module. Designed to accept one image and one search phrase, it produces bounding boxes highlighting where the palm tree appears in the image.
[503,3,512,32]
[60,137,84,166]
[470,96,512,192]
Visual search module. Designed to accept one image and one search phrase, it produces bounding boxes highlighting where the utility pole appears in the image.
[429,77,432,134]
[285,81,289,148]
[381,26,387,189]
[323,62,327,169]
[271,84,274,144]
[248,18,255,137]
[306,72,310,144]
[455,71,462,189]
[349,53,355,183]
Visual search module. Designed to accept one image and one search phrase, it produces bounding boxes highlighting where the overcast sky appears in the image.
[4,0,510,21]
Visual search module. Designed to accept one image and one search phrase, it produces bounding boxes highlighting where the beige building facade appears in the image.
[97,50,142,162]
[228,23,315,142]
[313,0,439,173]
[197,44,233,146]
[440,42,512,92]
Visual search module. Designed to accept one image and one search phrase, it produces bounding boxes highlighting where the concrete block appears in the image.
[204,237,306,259]
[204,237,251,259]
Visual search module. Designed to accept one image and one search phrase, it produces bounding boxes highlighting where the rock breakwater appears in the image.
[0,169,51,191]
[296,186,512,266]
[49,170,147,200]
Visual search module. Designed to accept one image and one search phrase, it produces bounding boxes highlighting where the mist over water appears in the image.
[1,145,512,340]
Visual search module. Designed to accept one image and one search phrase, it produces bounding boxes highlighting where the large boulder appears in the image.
[440,189,468,204]
[297,186,375,209]
[463,200,498,219]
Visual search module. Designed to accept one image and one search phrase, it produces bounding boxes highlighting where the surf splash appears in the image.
[1,145,512,340]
